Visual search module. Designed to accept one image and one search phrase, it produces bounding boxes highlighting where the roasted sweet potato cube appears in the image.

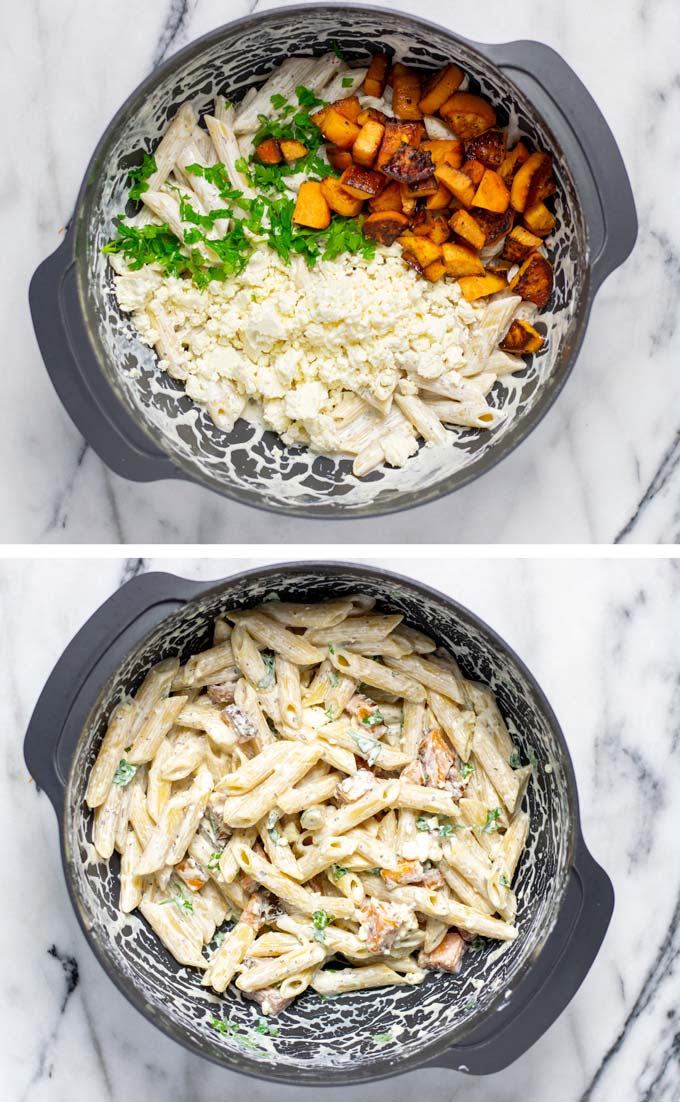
[412,210,450,243]
[325,145,353,173]
[362,210,410,245]
[399,184,418,215]
[401,248,424,275]
[357,106,388,125]
[419,63,464,114]
[319,107,361,150]
[499,319,545,355]
[470,207,514,246]
[510,151,552,212]
[424,257,447,282]
[392,62,423,120]
[461,159,485,187]
[499,141,529,184]
[523,200,556,237]
[293,181,331,229]
[473,169,510,213]
[332,95,362,123]
[382,142,434,184]
[425,180,452,209]
[398,232,442,268]
[441,242,485,277]
[508,252,553,308]
[320,176,364,217]
[352,120,385,166]
[255,138,282,165]
[310,106,328,127]
[376,119,424,169]
[279,139,307,162]
[421,139,463,168]
[465,128,505,169]
[449,209,486,251]
[439,91,496,139]
[418,931,465,973]
[434,164,476,208]
[340,164,386,199]
[368,180,403,212]
[364,52,390,98]
[403,175,439,197]
[502,224,543,263]
[457,272,508,302]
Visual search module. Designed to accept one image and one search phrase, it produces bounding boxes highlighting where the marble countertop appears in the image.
[6,554,679,1100]
[6,0,680,543]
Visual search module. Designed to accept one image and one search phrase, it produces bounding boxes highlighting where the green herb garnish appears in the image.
[208,851,222,871]
[350,732,382,766]
[127,152,157,201]
[468,937,486,952]
[500,874,510,888]
[361,711,384,726]
[508,750,521,768]
[341,76,354,88]
[312,909,334,942]
[332,865,348,880]
[460,761,474,780]
[372,1030,393,1045]
[113,759,138,786]
[481,807,502,833]
[258,652,276,691]
[266,809,281,845]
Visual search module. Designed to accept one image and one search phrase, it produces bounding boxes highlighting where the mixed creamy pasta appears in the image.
[108,47,554,477]
[86,596,532,1015]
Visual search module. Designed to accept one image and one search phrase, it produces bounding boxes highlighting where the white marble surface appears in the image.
[5,554,679,1100]
[5,0,680,543]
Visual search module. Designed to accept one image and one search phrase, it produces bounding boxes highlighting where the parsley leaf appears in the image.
[312,909,334,942]
[113,759,138,786]
[266,809,281,845]
[460,761,474,780]
[373,1030,394,1045]
[350,732,382,766]
[341,76,354,88]
[481,807,502,833]
[508,750,521,768]
[361,711,384,726]
[257,652,276,690]
[207,851,222,871]
[127,153,157,201]
[500,874,510,888]
[332,865,348,880]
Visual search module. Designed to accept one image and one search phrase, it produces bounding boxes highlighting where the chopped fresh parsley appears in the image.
[214,930,227,948]
[481,807,502,833]
[127,152,157,201]
[312,909,334,942]
[258,652,276,691]
[324,706,335,721]
[332,865,348,880]
[508,750,521,768]
[329,644,336,654]
[438,821,457,838]
[350,732,382,766]
[361,711,384,726]
[500,874,510,888]
[527,748,538,767]
[255,1017,280,1036]
[113,759,138,786]
[367,867,382,876]
[332,40,345,60]
[266,809,281,845]
[468,936,486,952]
[270,93,288,110]
[207,851,222,871]
[372,1030,393,1045]
[416,815,433,832]
[341,76,354,88]
[328,670,339,688]
[161,887,194,914]
[295,83,325,108]
[460,761,474,780]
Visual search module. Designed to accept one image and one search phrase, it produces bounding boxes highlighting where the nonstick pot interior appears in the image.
[77,5,588,517]
[62,565,576,1084]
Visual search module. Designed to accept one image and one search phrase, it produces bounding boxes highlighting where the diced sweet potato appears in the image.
[332,95,362,123]
[399,185,418,215]
[326,145,352,173]
[358,107,388,125]
[502,224,543,263]
[461,159,485,187]
[310,106,328,127]
[255,138,282,165]
[523,200,556,237]
[293,181,331,229]
[368,180,403,212]
[457,272,508,301]
[340,164,386,199]
[376,119,424,169]
[401,248,423,275]
[418,931,465,973]
[419,63,464,115]
[439,91,496,139]
[421,139,464,168]
[449,209,486,251]
[320,176,363,217]
[403,175,438,198]
[364,52,390,99]
[362,210,410,245]
[382,142,434,183]
[380,859,425,888]
[352,119,385,166]
[397,232,442,268]
[473,169,510,213]
[319,107,361,150]
[441,242,485,277]
[498,141,529,184]
[469,207,514,246]
[510,151,552,212]
[424,257,447,282]
[279,139,307,162]
[508,252,553,308]
[434,164,476,208]
[412,210,450,244]
[425,180,452,210]
[392,62,423,120]
[499,319,545,355]
[465,128,505,168]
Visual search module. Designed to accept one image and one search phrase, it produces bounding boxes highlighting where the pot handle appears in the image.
[29,229,179,483]
[483,39,637,293]
[24,572,204,818]
[427,834,614,1075]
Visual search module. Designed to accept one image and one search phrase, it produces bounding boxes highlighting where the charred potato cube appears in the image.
[363,209,410,245]
[368,180,403,212]
[449,209,486,251]
[499,319,545,355]
[510,151,553,212]
[441,242,485,277]
[293,181,331,229]
[523,200,556,237]
[439,91,496,139]
[457,272,508,301]
[470,207,514,246]
[401,248,424,275]
[332,95,362,123]
[501,224,543,263]
[464,128,505,168]
[434,164,476,207]
[352,119,386,166]
[376,119,424,169]
[310,106,328,127]
[461,159,486,187]
[425,180,453,209]
[357,107,388,125]
[325,145,353,173]
[319,107,361,150]
[363,52,390,99]
[340,164,386,199]
[472,168,510,213]
[397,232,442,268]
[499,141,530,184]
[382,142,435,183]
[412,210,450,244]
[508,252,554,308]
[392,62,423,120]
[423,257,448,282]
[399,184,418,215]
[421,139,464,168]
[255,138,282,165]
[320,176,364,217]
[279,139,307,162]
[419,63,464,114]
[403,175,439,197]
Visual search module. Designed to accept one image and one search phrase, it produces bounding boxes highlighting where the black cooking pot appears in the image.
[29,4,636,519]
[24,564,613,1084]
